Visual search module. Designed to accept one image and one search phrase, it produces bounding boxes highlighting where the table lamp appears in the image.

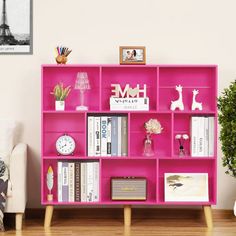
[75,72,91,110]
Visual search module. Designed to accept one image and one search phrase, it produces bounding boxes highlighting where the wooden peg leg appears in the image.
[44,205,54,228]
[15,213,23,230]
[124,205,132,226]
[203,205,213,229]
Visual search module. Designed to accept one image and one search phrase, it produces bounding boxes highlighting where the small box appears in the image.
[111,177,147,201]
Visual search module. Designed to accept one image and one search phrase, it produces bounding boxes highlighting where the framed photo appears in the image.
[0,0,33,54]
[164,173,209,202]
[120,46,146,65]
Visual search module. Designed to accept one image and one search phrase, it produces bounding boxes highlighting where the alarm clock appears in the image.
[56,134,76,155]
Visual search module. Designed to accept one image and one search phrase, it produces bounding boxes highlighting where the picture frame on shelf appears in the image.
[164,173,209,202]
[119,46,146,65]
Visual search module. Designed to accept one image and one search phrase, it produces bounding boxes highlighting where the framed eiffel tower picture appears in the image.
[0,0,32,54]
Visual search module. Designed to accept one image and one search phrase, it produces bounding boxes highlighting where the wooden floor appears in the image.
[2,209,236,236]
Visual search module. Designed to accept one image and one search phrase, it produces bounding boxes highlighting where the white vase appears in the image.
[234,201,236,216]
[55,101,65,111]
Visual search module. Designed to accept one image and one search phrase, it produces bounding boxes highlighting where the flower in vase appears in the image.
[144,119,163,135]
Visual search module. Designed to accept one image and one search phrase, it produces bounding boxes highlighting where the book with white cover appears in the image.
[86,162,94,202]
[68,162,75,202]
[80,163,87,202]
[191,116,199,157]
[87,116,94,156]
[208,117,214,156]
[101,116,108,156]
[93,162,99,202]
[117,117,122,156]
[94,117,101,156]
[198,117,205,156]
[57,162,62,202]
[204,117,209,157]
[107,117,112,156]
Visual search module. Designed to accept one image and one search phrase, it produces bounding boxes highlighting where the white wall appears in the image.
[0,0,235,208]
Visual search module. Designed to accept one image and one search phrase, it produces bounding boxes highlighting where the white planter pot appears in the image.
[55,101,65,111]
[234,201,236,216]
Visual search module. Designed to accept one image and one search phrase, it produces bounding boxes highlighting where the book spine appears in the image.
[191,116,199,157]
[68,162,75,202]
[117,117,122,156]
[62,162,69,202]
[93,162,99,202]
[95,117,101,156]
[75,162,80,202]
[204,117,209,157]
[87,116,94,156]
[121,116,128,156]
[111,116,118,156]
[107,117,112,156]
[101,116,108,156]
[80,163,87,202]
[198,117,205,156]
[57,162,62,202]
[208,117,214,156]
[86,162,94,202]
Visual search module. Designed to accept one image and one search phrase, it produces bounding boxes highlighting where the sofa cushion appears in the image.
[0,120,16,166]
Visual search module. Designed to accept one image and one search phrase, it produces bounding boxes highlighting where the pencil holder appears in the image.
[56,55,68,64]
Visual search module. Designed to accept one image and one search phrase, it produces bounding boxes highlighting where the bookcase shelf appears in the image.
[41,64,217,227]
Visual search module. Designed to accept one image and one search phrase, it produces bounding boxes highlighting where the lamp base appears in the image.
[76,105,88,111]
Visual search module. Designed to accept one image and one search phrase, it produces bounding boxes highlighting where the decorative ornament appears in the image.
[47,166,54,201]
[143,119,163,156]
[170,85,184,111]
[191,89,203,110]
[55,46,72,64]
[111,84,147,98]
[175,134,189,156]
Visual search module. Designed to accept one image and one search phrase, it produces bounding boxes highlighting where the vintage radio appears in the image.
[111,177,147,200]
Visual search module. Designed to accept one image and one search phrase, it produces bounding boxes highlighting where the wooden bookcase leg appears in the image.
[203,205,213,229]
[15,213,23,230]
[44,205,54,228]
[124,205,132,226]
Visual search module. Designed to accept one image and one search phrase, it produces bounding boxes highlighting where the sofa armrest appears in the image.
[5,143,27,213]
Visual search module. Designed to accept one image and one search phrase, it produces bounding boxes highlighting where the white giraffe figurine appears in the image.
[191,89,202,110]
[170,85,184,111]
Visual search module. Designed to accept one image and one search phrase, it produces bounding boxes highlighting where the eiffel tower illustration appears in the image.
[0,0,18,45]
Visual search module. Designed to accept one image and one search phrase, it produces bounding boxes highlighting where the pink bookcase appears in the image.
[41,64,217,225]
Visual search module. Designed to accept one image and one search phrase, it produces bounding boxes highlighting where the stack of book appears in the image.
[191,116,214,157]
[87,116,128,157]
[57,161,99,202]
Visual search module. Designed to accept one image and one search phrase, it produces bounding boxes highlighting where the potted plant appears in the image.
[51,83,71,111]
[218,80,236,214]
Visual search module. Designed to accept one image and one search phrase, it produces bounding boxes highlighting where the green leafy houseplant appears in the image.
[51,83,71,101]
[218,80,236,177]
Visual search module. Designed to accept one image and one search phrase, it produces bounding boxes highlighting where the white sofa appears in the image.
[5,143,27,230]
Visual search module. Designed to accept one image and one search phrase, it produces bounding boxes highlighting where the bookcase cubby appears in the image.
[42,64,217,228]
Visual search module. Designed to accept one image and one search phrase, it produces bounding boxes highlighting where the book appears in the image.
[117,117,122,156]
[80,162,87,202]
[93,162,99,202]
[121,116,128,156]
[94,117,101,156]
[110,97,149,111]
[208,117,214,156]
[87,116,94,156]
[68,162,75,202]
[86,162,94,202]
[204,117,209,157]
[101,116,108,156]
[75,162,80,202]
[57,162,62,202]
[62,162,69,202]
[107,117,112,156]
[198,117,205,156]
[191,116,199,157]
[111,116,118,156]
